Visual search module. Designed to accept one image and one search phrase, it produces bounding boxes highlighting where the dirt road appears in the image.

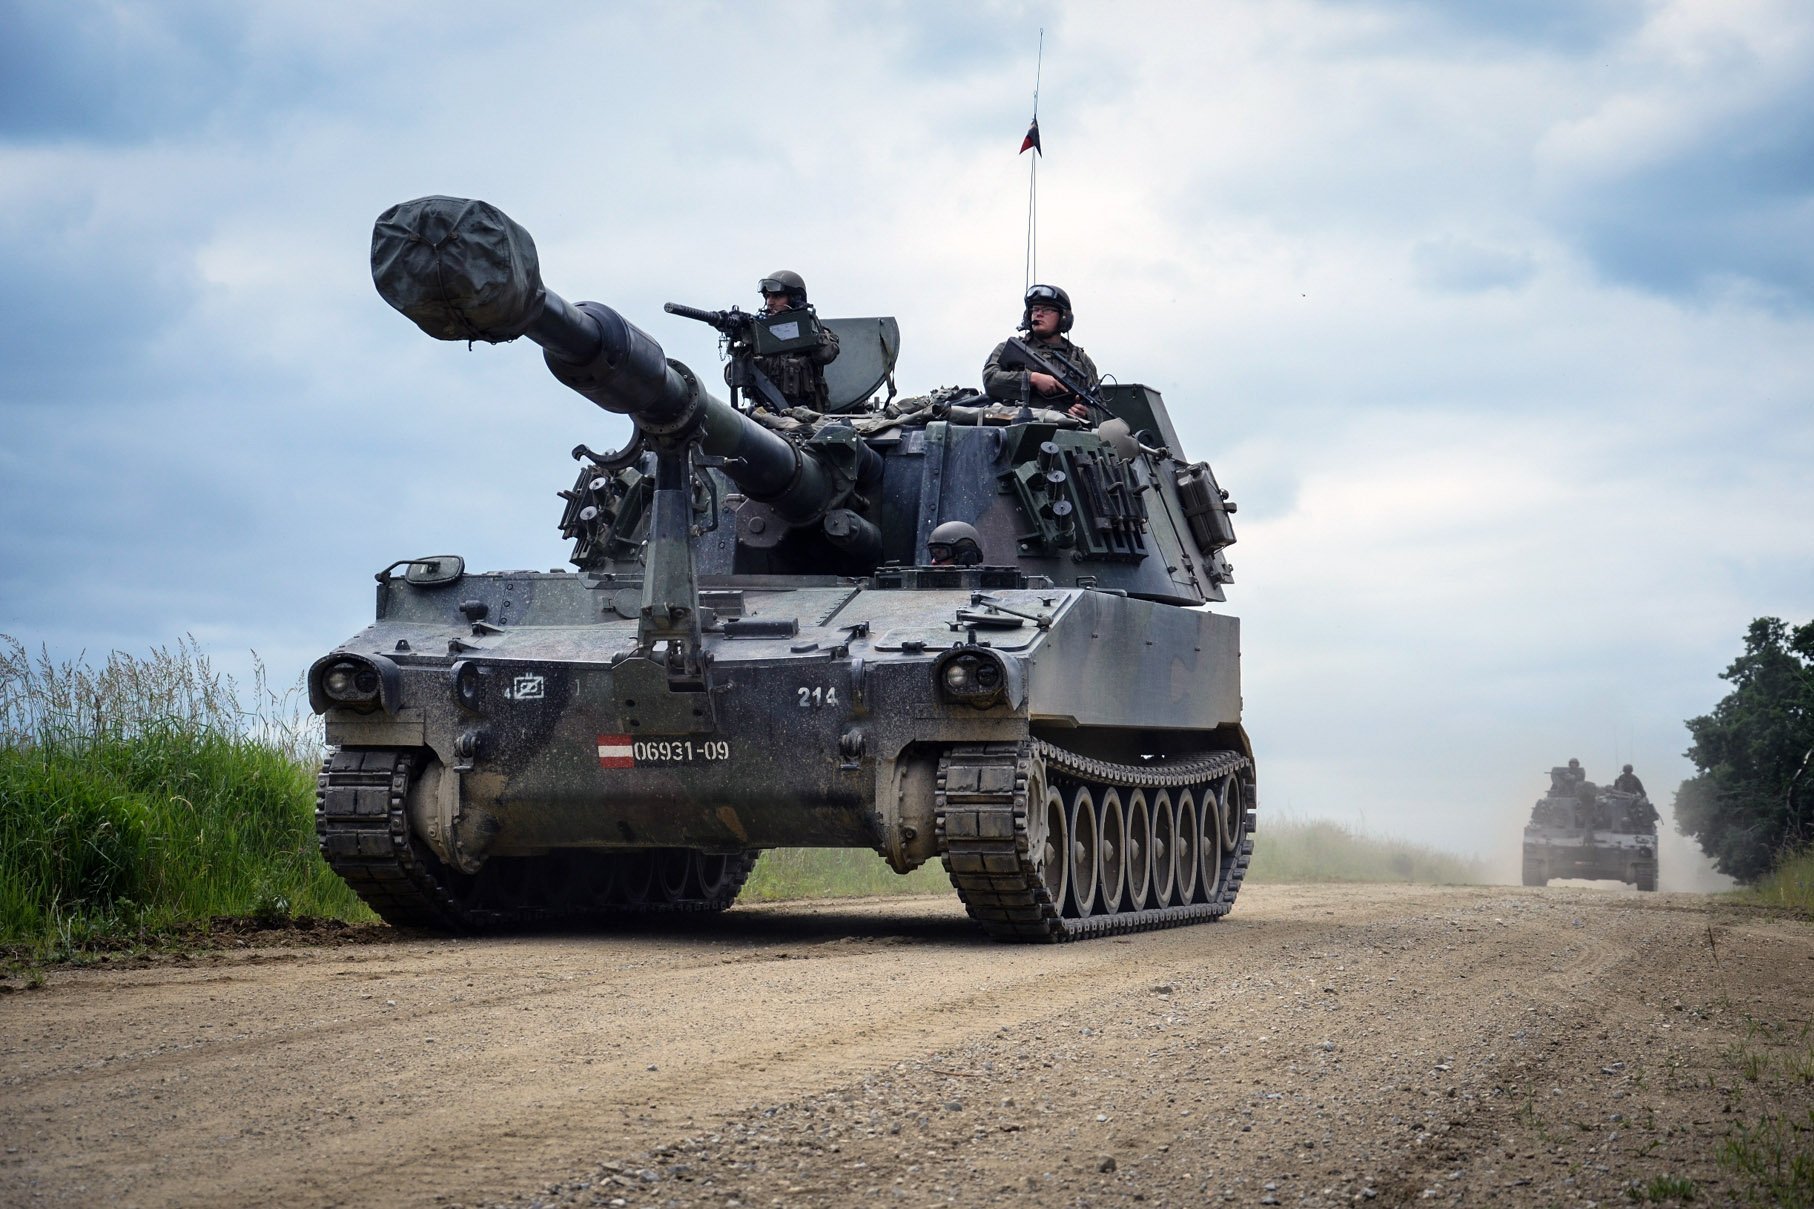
[3,884,1809,1208]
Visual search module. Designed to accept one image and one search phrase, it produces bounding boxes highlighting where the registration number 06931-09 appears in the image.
[596,734,730,768]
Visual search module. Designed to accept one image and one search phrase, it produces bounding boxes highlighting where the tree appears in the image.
[1674,617,1814,882]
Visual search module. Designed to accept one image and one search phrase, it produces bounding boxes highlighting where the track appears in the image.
[318,740,1253,942]
[937,739,1254,940]
[316,748,758,930]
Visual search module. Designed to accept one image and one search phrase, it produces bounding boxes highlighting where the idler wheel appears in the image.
[1097,788,1128,914]
[1174,791,1200,904]
[1037,774,1070,911]
[1150,789,1177,907]
[1124,790,1153,910]
[1067,785,1100,919]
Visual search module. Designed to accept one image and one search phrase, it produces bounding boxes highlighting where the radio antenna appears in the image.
[1021,29,1044,291]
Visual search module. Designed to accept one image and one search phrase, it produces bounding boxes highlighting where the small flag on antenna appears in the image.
[1019,117,1041,156]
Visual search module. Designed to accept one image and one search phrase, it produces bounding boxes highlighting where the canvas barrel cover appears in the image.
[371,196,543,342]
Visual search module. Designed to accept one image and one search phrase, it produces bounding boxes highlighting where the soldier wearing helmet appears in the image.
[1613,764,1646,796]
[982,283,1100,420]
[730,269,840,411]
[926,521,984,567]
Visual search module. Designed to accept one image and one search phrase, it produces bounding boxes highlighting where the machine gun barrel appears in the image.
[371,195,831,519]
[662,301,751,335]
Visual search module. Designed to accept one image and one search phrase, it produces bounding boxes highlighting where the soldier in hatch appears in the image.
[926,521,984,567]
[1613,764,1646,796]
[982,284,1100,420]
[728,270,840,411]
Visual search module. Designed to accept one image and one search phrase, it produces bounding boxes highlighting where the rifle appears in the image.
[1001,337,1110,419]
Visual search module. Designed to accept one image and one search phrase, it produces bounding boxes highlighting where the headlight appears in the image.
[308,653,395,714]
[323,663,381,702]
[934,650,1009,708]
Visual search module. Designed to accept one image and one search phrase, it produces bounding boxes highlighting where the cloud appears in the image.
[1411,235,1537,293]
[1535,0,1814,307]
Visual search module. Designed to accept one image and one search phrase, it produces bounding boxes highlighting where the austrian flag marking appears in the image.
[596,734,634,769]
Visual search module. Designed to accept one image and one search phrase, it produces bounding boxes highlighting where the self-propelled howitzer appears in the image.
[313,194,1254,941]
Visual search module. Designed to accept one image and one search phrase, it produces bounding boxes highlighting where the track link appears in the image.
[316,747,759,932]
[936,739,1255,943]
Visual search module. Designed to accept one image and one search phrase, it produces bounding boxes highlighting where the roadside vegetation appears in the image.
[741,849,952,900]
[1675,616,1814,889]
[0,635,361,963]
[1247,815,1486,884]
[1744,846,1814,917]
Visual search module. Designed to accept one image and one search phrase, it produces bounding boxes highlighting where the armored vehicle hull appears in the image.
[1521,785,1658,892]
[314,196,1253,941]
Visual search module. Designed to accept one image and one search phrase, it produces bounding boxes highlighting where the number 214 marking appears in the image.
[797,686,839,708]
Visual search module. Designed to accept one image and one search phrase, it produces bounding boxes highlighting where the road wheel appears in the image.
[1068,785,1100,919]
[617,852,657,905]
[1124,790,1153,910]
[1037,772,1070,912]
[1174,791,1200,904]
[1199,780,1227,900]
[1098,789,1128,914]
[1150,789,1177,906]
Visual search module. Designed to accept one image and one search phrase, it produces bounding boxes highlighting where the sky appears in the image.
[3,0,1811,882]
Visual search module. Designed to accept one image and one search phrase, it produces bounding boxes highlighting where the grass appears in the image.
[0,634,360,958]
[1746,846,1814,916]
[1625,1173,1698,1202]
[1713,1010,1814,1206]
[741,848,953,901]
[1247,815,1486,884]
[1719,1108,1814,1205]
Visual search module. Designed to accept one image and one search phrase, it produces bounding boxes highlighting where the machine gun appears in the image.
[663,301,789,413]
[662,301,755,337]
[999,336,1111,419]
[370,195,880,679]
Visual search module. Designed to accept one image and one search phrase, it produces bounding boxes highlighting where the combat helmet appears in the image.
[1021,283,1074,333]
[759,270,808,308]
[927,520,984,566]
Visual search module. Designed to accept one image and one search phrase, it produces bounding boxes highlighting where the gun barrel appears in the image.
[371,195,831,518]
[663,301,721,326]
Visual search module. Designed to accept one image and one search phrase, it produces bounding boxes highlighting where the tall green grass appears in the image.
[0,634,360,951]
[1747,846,1814,916]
